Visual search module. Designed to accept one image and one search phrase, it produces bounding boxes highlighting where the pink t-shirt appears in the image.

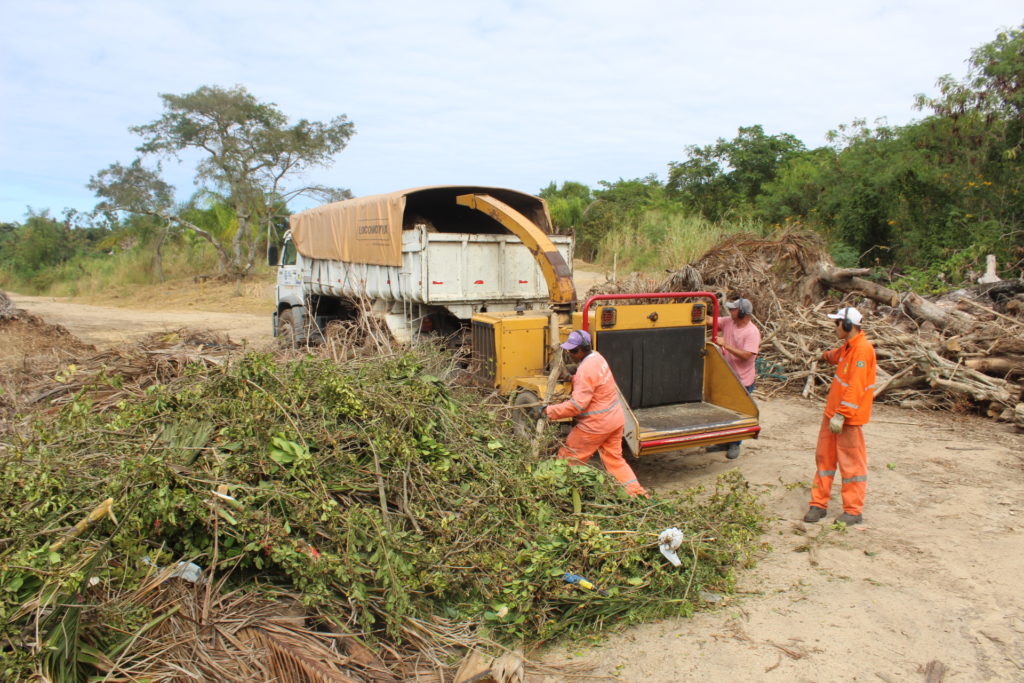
[717,317,761,387]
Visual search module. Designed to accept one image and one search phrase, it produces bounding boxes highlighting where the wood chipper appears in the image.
[459,193,760,456]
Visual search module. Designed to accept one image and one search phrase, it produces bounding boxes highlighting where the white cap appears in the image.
[827,307,863,326]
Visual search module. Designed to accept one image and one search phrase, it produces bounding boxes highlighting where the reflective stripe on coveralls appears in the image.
[579,398,621,417]
[546,352,647,497]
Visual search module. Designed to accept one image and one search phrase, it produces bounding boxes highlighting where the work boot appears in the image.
[836,512,863,526]
[803,506,827,523]
[726,443,740,460]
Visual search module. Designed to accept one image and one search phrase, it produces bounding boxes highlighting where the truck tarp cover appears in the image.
[289,186,553,267]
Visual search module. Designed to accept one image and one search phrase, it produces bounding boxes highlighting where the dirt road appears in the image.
[6,260,611,351]
[8,287,1024,681]
[7,293,274,349]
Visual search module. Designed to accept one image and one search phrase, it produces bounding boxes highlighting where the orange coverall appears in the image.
[545,351,647,497]
[810,330,877,515]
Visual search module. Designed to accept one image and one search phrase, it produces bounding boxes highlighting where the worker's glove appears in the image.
[829,413,845,434]
[529,405,546,421]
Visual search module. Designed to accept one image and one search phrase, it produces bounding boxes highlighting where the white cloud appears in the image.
[1,0,1020,222]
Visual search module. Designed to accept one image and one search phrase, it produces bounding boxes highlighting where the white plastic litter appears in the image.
[142,557,205,584]
[169,561,204,583]
[658,527,685,567]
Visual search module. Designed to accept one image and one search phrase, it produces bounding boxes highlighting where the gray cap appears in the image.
[725,298,753,316]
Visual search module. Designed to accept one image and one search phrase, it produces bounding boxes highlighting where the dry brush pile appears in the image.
[592,231,1024,430]
[0,329,767,681]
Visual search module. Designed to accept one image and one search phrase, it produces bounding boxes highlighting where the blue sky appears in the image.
[1,1,1020,224]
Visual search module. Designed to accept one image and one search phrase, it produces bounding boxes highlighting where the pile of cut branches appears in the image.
[0,340,766,680]
[639,231,1024,430]
[0,291,96,373]
[0,291,15,320]
[755,274,1024,430]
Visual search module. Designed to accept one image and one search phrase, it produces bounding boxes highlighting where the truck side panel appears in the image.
[301,227,573,312]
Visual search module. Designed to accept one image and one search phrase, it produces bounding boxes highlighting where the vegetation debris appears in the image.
[0,339,766,680]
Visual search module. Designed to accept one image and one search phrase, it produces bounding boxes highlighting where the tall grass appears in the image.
[1,242,223,296]
[595,209,767,274]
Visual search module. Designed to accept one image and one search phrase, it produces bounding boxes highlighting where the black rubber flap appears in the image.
[597,326,705,409]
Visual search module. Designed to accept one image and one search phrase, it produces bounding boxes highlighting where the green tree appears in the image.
[787,26,1024,273]
[573,176,665,260]
[5,211,74,278]
[0,222,18,273]
[538,181,593,234]
[90,85,355,278]
[910,23,1024,273]
[756,146,837,224]
[667,125,806,220]
[89,159,183,279]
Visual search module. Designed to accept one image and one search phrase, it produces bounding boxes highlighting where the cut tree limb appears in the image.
[901,293,970,332]
[965,356,1024,377]
[813,265,897,305]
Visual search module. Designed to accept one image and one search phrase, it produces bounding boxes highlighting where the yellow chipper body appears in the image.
[455,189,759,457]
[471,293,760,457]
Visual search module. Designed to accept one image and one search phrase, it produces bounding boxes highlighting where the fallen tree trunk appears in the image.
[813,266,972,331]
[928,374,1014,405]
[814,267,898,306]
[965,356,1024,377]
[901,292,971,332]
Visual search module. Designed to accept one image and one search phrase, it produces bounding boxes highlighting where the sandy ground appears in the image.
[7,266,1024,681]
[539,397,1024,682]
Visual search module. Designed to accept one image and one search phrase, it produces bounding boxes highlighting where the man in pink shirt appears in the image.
[711,297,761,459]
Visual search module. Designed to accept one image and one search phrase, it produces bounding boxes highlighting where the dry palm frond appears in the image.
[12,328,238,413]
[95,579,394,682]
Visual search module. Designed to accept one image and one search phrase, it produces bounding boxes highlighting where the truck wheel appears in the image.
[512,390,541,439]
[278,309,298,348]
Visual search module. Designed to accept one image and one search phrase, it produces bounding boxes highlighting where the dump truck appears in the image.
[269,186,573,344]
[270,185,759,455]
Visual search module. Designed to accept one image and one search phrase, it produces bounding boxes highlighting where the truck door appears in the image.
[277,236,304,306]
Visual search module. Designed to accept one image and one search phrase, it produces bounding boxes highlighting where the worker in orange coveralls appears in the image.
[536,330,648,497]
[803,306,877,526]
